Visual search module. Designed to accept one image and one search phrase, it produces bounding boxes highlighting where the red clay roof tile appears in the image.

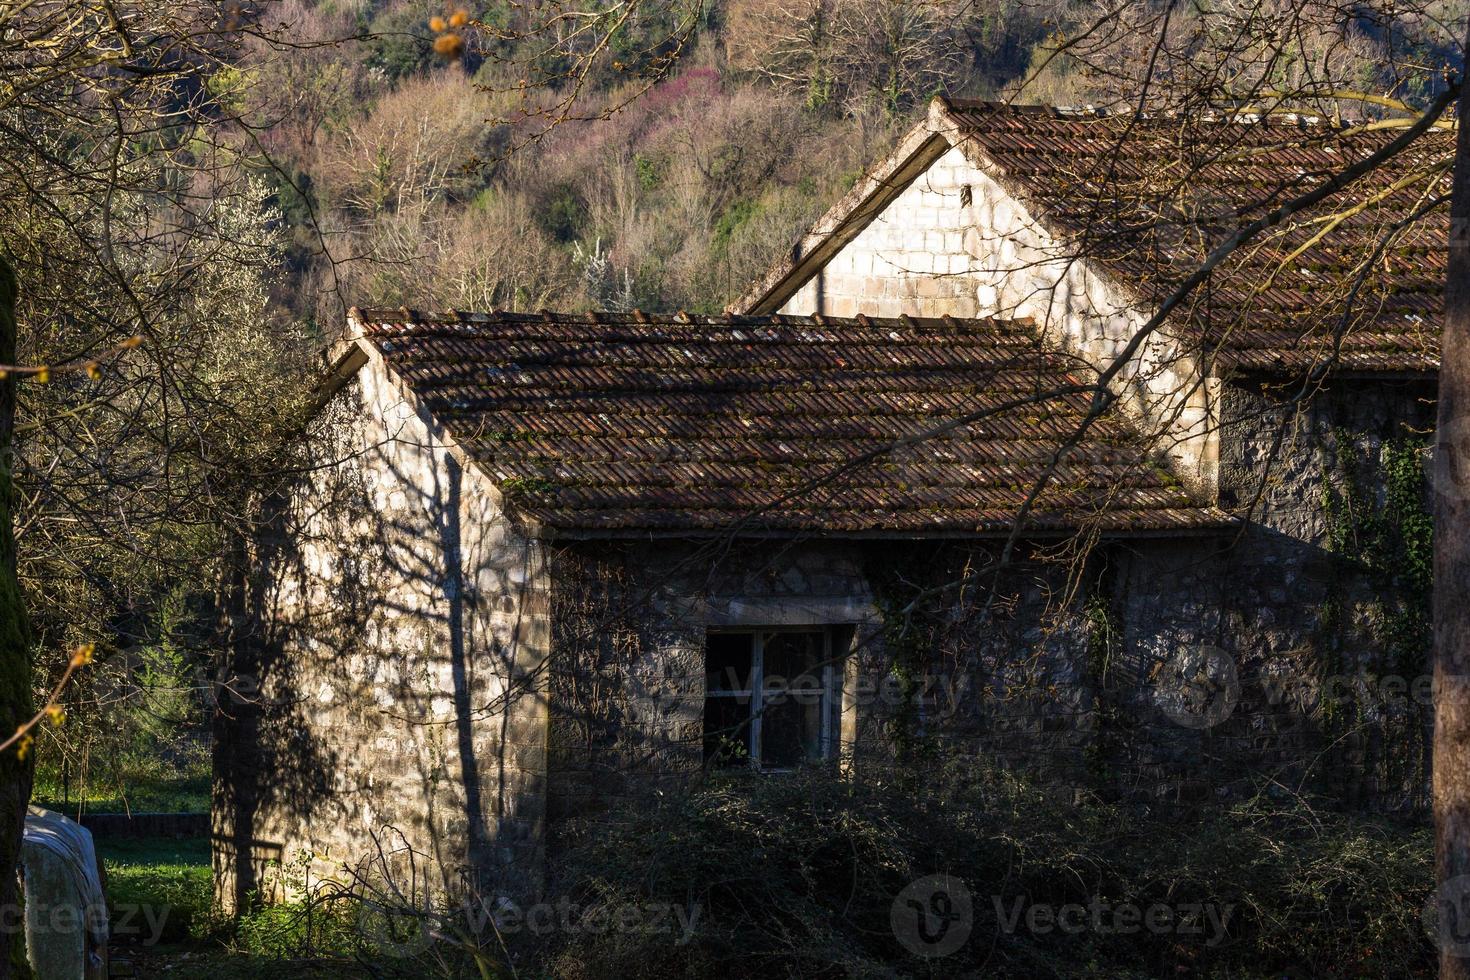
[351,308,1230,535]
[941,99,1446,373]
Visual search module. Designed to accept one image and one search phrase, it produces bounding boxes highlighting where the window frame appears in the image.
[703,625,838,773]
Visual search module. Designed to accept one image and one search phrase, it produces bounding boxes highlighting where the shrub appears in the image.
[540,184,586,243]
[544,762,1434,978]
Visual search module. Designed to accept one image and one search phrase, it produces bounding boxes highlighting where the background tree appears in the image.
[0,4,322,954]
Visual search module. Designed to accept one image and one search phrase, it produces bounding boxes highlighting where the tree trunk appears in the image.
[0,259,33,979]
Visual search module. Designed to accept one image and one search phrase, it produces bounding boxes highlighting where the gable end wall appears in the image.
[776,144,1218,493]
[214,354,551,913]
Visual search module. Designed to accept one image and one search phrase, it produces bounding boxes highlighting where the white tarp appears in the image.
[21,807,107,980]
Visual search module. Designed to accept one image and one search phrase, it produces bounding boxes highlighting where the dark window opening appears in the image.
[702,627,838,772]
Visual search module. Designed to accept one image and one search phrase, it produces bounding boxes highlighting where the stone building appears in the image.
[214,99,1443,911]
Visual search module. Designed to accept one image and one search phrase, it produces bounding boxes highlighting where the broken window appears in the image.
[702,628,836,771]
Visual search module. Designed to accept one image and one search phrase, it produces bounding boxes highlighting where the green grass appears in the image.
[97,836,217,945]
[98,836,285,978]
[97,836,375,978]
[33,771,210,815]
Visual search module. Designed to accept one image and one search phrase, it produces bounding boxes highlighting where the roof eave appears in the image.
[1211,361,1439,381]
[303,307,378,417]
[344,322,549,541]
[532,517,1240,543]
[312,338,370,410]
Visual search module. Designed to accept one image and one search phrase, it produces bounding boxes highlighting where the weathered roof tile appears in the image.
[941,99,1446,373]
[739,99,1446,374]
[350,308,1229,535]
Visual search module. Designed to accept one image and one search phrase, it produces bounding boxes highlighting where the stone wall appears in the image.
[541,537,1114,847]
[775,143,1217,491]
[215,347,552,913]
[779,147,985,321]
[543,497,1435,830]
[1216,376,1436,809]
[1218,377,1437,541]
[1075,377,1437,812]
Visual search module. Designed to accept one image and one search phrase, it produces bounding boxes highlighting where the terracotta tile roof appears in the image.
[941,100,1447,374]
[348,308,1230,536]
[739,99,1447,375]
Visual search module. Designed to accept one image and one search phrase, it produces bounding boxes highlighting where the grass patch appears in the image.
[34,771,210,815]
[97,836,217,945]
[97,835,389,977]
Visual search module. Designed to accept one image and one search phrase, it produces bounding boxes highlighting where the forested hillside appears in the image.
[245,0,1468,330]
[244,0,1048,329]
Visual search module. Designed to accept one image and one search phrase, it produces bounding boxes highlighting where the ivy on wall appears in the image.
[1082,589,1123,796]
[1321,434,1433,676]
[1319,430,1433,804]
[866,546,1084,784]
[868,563,941,771]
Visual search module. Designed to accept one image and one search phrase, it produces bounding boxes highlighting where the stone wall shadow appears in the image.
[216,381,529,910]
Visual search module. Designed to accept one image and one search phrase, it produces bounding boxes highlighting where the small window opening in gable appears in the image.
[960,184,973,208]
[703,628,839,772]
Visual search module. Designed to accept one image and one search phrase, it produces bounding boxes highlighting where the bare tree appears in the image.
[727,0,967,112]
[0,5,328,961]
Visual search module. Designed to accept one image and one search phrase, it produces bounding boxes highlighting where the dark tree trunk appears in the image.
[0,260,33,979]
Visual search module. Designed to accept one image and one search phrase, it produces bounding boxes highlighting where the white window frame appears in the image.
[704,626,837,772]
